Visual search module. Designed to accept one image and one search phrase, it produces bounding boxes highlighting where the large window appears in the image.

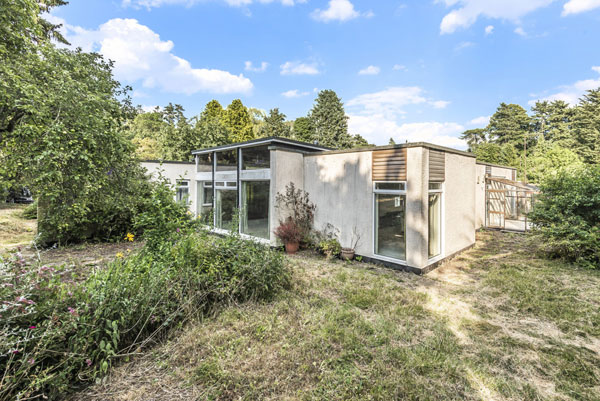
[215,181,237,230]
[374,182,406,261]
[175,180,189,204]
[196,181,213,220]
[216,150,237,172]
[241,181,270,239]
[428,182,443,259]
[242,146,270,170]
[197,153,213,173]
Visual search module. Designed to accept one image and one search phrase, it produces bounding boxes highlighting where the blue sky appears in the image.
[50,0,600,148]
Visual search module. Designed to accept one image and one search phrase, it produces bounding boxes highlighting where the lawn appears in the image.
[0,204,36,251]
[69,230,600,401]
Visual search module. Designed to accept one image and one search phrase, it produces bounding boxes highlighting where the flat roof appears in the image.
[141,159,195,165]
[303,141,475,158]
[191,137,330,155]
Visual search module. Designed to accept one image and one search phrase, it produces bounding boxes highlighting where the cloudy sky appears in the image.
[50,0,600,148]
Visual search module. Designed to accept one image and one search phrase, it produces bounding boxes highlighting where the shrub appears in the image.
[528,165,600,268]
[274,218,303,244]
[275,182,316,241]
[21,201,37,220]
[0,230,289,399]
[312,223,342,259]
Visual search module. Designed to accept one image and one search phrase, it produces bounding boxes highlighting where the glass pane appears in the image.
[197,181,213,221]
[375,182,405,191]
[197,153,213,173]
[203,185,214,206]
[215,189,237,230]
[428,182,442,190]
[242,146,270,170]
[428,193,442,258]
[216,150,237,172]
[241,181,270,239]
[176,187,189,204]
[375,194,406,260]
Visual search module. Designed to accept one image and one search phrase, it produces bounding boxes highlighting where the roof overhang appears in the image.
[191,137,330,155]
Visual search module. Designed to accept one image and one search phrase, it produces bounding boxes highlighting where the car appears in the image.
[6,188,34,204]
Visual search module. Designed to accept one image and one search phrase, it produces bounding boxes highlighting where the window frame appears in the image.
[372,181,408,263]
[175,179,190,205]
[427,181,444,262]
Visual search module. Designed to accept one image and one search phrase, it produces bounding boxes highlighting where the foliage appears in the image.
[308,90,356,149]
[487,103,532,151]
[526,141,584,183]
[224,99,255,143]
[260,108,291,138]
[459,128,486,152]
[528,165,600,268]
[273,218,303,244]
[0,229,289,399]
[21,201,37,220]
[293,117,314,143]
[193,100,229,148]
[312,223,341,258]
[473,142,518,167]
[275,182,316,241]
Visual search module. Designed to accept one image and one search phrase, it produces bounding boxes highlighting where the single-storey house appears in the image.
[141,137,517,274]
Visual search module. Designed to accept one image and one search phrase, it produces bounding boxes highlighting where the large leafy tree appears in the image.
[293,117,314,143]
[0,0,158,245]
[224,99,254,143]
[308,90,354,149]
[157,103,196,161]
[459,128,487,152]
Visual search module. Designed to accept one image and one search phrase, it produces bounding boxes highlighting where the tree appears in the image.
[473,143,519,168]
[293,117,314,143]
[193,100,229,147]
[157,103,195,161]
[527,141,584,183]
[389,138,396,145]
[487,103,532,151]
[308,90,354,149]
[261,108,291,138]
[224,99,255,143]
[571,88,600,164]
[459,128,487,152]
[125,109,165,159]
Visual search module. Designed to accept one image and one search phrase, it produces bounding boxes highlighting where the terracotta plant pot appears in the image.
[285,241,300,254]
[341,248,355,261]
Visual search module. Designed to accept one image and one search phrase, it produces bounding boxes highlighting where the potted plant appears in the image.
[341,227,361,261]
[274,218,303,254]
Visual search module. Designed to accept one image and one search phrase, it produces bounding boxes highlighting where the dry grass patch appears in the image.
[0,203,36,251]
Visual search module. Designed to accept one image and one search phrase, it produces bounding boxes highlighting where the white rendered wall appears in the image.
[140,161,197,215]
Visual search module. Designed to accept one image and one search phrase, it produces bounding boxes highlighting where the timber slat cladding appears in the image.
[372,148,407,181]
[429,150,445,181]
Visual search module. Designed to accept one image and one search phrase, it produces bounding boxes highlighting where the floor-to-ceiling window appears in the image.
[241,181,270,239]
[196,181,213,222]
[428,182,443,259]
[374,182,406,261]
[215,181,237,230]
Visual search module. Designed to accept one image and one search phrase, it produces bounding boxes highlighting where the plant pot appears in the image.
[341,248,355,261]
[285,241,300,254]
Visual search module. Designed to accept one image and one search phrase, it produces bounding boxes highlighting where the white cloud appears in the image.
[393,64,407,71]
[281,89,310,98]
[562,0,600,15]
[346,86,449,116]
[437,0,555,34]
[348,115,466,148]
[484,25,494,35]
[280,61,320,75]
[50,17,253,95]
[358,65,380,75]
[245,61,269,72]
[123,0,306,9]
[528,66,600,105]
[311,0,372,22]
[454,41,474,51]
[346,87,461,147]
[514,26,527,36]
[469,115,490,126]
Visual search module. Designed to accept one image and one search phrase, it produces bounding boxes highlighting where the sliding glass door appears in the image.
[374,182,406,261]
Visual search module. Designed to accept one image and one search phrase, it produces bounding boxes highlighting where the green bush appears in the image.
[0,230,289,399]
[21,201,37,220]
[528,165,600,268]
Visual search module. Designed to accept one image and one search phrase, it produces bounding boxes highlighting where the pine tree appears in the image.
[261,108,291,138]
[459,128,487,152]
[308,90,353,149]
[487,103,532,151]
[293,117,314,143]
[194,100,229,147]
[224,99,254,143]
[572,89,600,164]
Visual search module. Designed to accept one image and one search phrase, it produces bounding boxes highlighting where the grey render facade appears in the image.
[141,137,516,274]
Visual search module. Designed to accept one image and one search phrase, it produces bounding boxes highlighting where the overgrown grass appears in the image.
[75,231,600,401]
[0,204,36,251]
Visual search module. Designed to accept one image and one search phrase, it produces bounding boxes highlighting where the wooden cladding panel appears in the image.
[429,150,445,182]
[372,148,407,181]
